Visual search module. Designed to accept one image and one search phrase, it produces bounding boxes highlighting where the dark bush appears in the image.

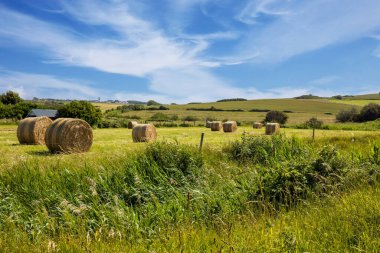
[357,103,380,122]
[59,101,102,126]
[336,108,358,122]
[264,110,288,124]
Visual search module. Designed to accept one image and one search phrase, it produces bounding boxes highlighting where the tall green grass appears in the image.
[0,135,379,251]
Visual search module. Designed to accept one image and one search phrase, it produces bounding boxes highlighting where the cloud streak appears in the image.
[236,0,380,63]
[0,70,102,100]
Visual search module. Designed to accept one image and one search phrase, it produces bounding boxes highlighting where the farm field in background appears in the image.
[328,99,380,106]
[97,98,377,124]
[1,125,379,170]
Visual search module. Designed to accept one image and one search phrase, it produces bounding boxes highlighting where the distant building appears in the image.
[27,109,59,120]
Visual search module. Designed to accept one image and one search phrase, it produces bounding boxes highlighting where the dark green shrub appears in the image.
[264,110,288,124]
[336,108,358,122]
[59,101,102,126]
[357,103,380,122]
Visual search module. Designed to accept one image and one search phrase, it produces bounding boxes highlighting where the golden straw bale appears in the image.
[17,116,53,145]
[265,123,280,135]
[223,121,237,132]
[253,122,262,129]
[210,121,222,131]
[128,121,139,129]
[45,118,93,153]
[132,124,157,142]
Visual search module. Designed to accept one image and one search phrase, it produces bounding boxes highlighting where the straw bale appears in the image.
[128,121,138,129]
[45,118,93,153]
[210,121,222,131]
[265,123,280,135]
[17,116,53,145]
[223,121,237,132]
[132,124,157,142]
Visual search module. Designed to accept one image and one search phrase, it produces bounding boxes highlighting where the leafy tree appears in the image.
[0,91,22,105]
[357,103,380,122]
[147,100,161,106]
[336,108,358,122]
[0,102,37,119]
[58,101,102,126]
[305,117,323,129]
[264,111,288,124]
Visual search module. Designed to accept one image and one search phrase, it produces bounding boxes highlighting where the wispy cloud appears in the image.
[237,0,293,25]
[236,0,380,63]
[0,71,102,100]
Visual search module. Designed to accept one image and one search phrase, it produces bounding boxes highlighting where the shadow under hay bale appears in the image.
[128,121,139,129]
[210,121,222,131]
[17,116,53,145]
[45,118,93,153]
[253,122,262,129]
[223,121,237,132]
[265,123,280,135]
[132,124,157,142]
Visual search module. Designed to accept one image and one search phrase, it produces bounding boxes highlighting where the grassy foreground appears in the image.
[0,126,379,252]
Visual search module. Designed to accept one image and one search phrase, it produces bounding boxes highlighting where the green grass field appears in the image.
[0,124,379,251]
[100,98,371,124]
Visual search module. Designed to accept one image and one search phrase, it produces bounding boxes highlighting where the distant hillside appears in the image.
[350,93,380,100]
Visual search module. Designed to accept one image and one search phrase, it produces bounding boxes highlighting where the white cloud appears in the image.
[237,0,293,25]
[236,0,380,63]
[0,71,103,100]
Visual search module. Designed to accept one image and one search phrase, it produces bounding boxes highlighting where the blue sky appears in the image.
[0,0,380,103]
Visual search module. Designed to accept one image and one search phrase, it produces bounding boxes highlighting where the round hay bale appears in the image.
[45,118,93,153]
[253,122,262,129]
[205,121,212,128]
[128,121,139,129]
[210,121,222,131]
[132,124,157,142]
[17,116,53,145]
[265,123,280,135]
[223,121,237,132]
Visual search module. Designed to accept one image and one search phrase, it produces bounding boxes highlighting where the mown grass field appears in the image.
[329,99,380,106]
[0,124,379,252]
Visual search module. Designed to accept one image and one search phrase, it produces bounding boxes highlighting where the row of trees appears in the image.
[0,91,102,126]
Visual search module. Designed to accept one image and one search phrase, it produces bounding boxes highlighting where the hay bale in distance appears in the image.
[45,118,93,153]
[132,124,157,142]
[17,116,53,145]
[223,121,237,133]
[128,121,138,129]
[205,121,212,128]
[253,122,262,129]
[265,123,280,135]
[210,121,222,131]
